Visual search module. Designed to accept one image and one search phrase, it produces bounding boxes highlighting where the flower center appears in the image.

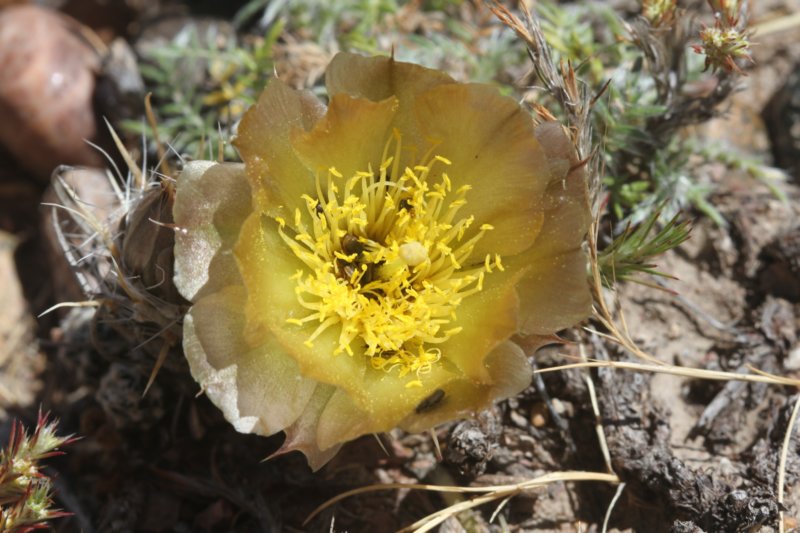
[276,131,502,386]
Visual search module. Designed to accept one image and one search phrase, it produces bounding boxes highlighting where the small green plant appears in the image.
[489,0,746,290]
[533,0,759,228]
[0,413,73,532]
[125,22,281,161]
[692,0,752,74]
[132,1,544,166]
[598,208,692,287]
[235,0,400,52]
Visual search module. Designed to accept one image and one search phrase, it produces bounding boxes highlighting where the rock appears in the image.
[0,5,102,181]
[41,166,119,305]
[763,65,800,181]
[759,226,800,302]
[0,231,43,416]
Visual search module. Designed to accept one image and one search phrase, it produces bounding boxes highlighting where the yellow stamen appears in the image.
[278,133,500,381]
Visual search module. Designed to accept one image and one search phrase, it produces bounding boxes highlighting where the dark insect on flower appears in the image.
[415,388,446,414]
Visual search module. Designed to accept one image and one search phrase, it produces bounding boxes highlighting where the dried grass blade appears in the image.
[777,395,800,533]
[538,360,800,387]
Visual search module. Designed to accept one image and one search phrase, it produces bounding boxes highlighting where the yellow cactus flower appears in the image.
[173,53,591,469]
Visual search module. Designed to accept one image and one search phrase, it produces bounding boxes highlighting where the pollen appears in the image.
[277,131,498,380]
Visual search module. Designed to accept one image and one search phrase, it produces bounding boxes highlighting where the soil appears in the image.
[1,1,800,532]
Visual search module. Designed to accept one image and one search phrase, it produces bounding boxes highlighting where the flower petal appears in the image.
[532,122,591,250]
[325,53,455,154]
[174,161,250,301]
[437,266,527,382]
[483,339,533,399]
[358,363,458,423]
[510,122,592,335]
[316,365,461,450]
[271,384,343,471]
[237,346,316,434]
[413,83,552,258]
[185,285,317,435]
[399,340,532,433]
[233,79,325,219]
[515,247,590,336]
[291,94,398,180]
[315,388,374,450]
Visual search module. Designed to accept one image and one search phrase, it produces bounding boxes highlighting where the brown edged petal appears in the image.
[437,266,527,382]
[515,247,590,336]
[185,285,317,436]
[234,79,324,220]
[270,384,343,471]
[399,340,532,433]
[325,53,455,155]
[510,122,592,335]
[315,388,375,451]
[174,161,250,301]
[291,94,398,180]
[532,121,591,250]
[413,83,552,259]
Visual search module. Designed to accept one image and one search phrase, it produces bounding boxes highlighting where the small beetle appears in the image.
[415,388,445,414]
